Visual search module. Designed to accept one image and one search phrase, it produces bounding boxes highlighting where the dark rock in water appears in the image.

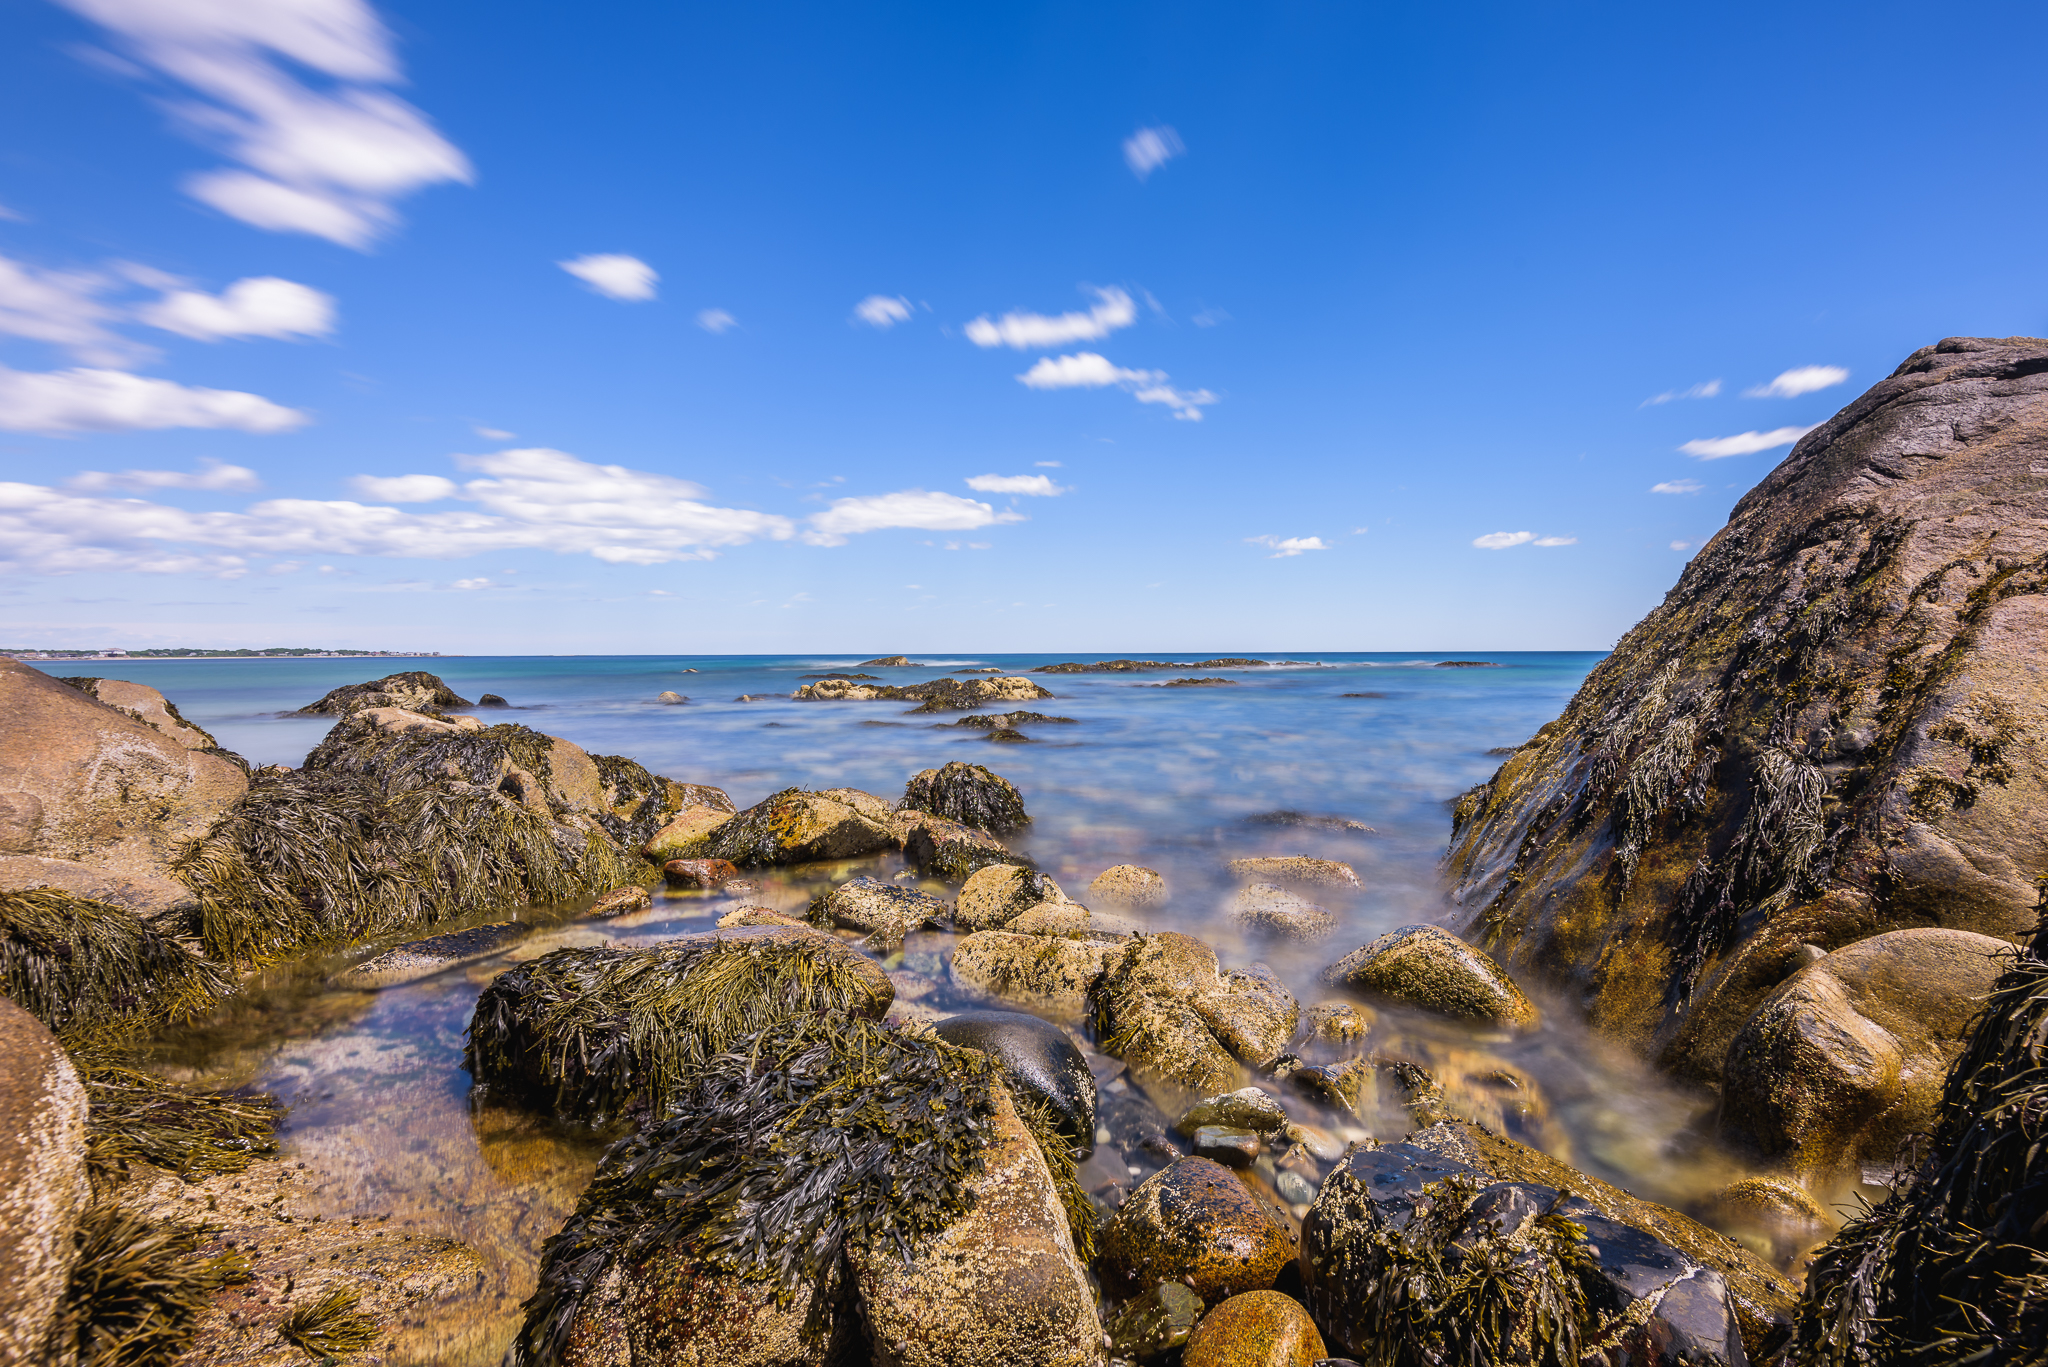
[1099,1155,1297,1304]
[955,666,1004,674]
[898,811,1027,882]
[1248,811,1374,833]
[1433,660,1499,667]
[332,920,531,989]
[293,670,471,715]
[951,710,1080,729]
[1337,692,1388,699]
[1191,1125,1262,1167]
[1484,745,1516,755]
[663,857,741,888]
[0,658,247,921]
[732,693,776,702]
[797,671,880,679]
[1037,658,1268,673]
[1106,1280,1204,1361]
[1175,1088,1288,1137]
[902,760,1030,834]
[1144,677,1239,687]
[1182,1291,1327,1367]
[934,1009,1098,1154]
[477,693,512,707]
[589,884,650,917]
[986,727,1033,742]
[0,997,88,1363]
[791,675,1056,711]
[1302,1119,1795,1363]
[858,655,913,666]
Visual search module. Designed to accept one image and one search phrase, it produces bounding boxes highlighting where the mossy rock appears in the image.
[899,812,1028,883]
[293,670,471,715]
[956,864,1067,932]
[1181,1291,1327,1367]
[902,762,1031,835]
[702,788,897,867]
[1322,924,1538,1030]
[0,888,234,1041]
[950,931,1116,1018]
[1097,1156,1296,1305]
[1088,865,1168,909]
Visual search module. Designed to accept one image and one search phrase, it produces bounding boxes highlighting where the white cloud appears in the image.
[803,490,1023,547]
[1131,380,1218,421]
[1474,531,1535,550]
[0,364,308,434]
[136,276,335,340]
[452,577,490,590]
[1034,460,1062,467]
[854,295,912,328]
[348,473,456,502]
[61,0,473,248]
[1678,425,1819,459]
[70,458,262,492]
[697,308,737,334]
[1123,125,1184,180]
[559,254,658,302]
[1016,351,1157,389]
[0,253,139,366]
[1651,478,1704,494]
[1248,535,1328,558]
[1747,365,1849,399]
[1533,536,1577,547]
[473,425,513,440]
[965,473,1065,496]
[1641,379,1721,406]
[966,287,1135,350]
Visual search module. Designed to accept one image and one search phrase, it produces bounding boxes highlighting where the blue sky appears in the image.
[2,0,2045,654]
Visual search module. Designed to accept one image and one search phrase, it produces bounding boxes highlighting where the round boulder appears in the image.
[1720,927,2010,1177]
[902,761,1031,835]
[934,1009,1098,1154]
[1090,865,1168,909]
[1181,1291,1327,1367]
[1097,1156,1297,1305]
[1321,924,1538,1030]
[956,864,1067,932]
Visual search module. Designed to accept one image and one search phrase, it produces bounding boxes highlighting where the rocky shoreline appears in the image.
[1,338,2044,1365]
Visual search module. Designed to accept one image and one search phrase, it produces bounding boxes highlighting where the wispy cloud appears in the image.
[1123,125,1184,180]
[560,254,658,302]
[1248,535,1328,558]
[0,254,138,365]
[473,425,513,440]
[1651,478,1704,494]
[60,0,473,248]
[1747,365,1848,398]
[1640,379,1721,407]
[854,295,912,328]
[1015,350,1216,421]
[965,474,1065,496]
[1533,536,1577,546]
[137,276,335,340]
[348,473,456,502]
[69,458,262,492]
[1131,380,1217,422]
[966,287,1135,349]
[0,365,308,434]
[1679,425,1818,459]
[696,308,738,334]
[1473,531,1533,549]
[803,490,1023,547]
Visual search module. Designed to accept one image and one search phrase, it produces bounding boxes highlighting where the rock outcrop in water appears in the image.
[293,669,473,715]
[1446,338,2048,1164]
[792,675,1054,710]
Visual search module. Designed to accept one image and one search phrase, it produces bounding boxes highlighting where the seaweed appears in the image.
[514,1015,1004,1366]
[466,934,892,1124]
[901,762,1030,835]
[1783,914,2048,1367]
[0,889,234,1041]
[76,1052,282,1188]
[279,1285,379,1361]
[51,1205,252,1367]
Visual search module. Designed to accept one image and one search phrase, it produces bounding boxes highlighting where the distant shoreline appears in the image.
[2,650,447,663]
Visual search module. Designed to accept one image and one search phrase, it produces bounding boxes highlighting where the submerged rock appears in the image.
[1105,1281,1204,1361]
[951,710,1080,730]
[1226,856,1361,890]
[1719,926,2009,1177]
[1302,1001,1375,1048]
[902,761,1031,834]
[1444,338,2048,1130]
[293,669,472,715]
[1231,884,1337,942]
[1089,864,1169,908]
[1174,1088,1288,1137]
[950,931,1116,1017]
[934,1009,1097,1154]
[956,864,1068,931]
[1098,1156,1297,1305]
[0,997,88,1365]
[898,810,1026,882]
[332,919,532,989]
[1181,1291,1326,1367]
[1096,935,1299,1099]
[589,885,650,917]
[661,857,740,888]
[654,690,685,704]
[1322,924,1539,1030]
[1247,811,1374,833]
[819,874,949,940]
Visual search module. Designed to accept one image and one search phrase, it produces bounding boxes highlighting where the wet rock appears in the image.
[1098,937,1300,1100]
[1195,965,1300,1068]
[1711,1175,1830,1225]
[898,811,1027,882]
[294,669,472,715]
[814,786,897,825]
[1105,1281,1204,1361]
[1720,927,2008,1177]
[950,931,1116,1017]
[559,1254,852,1366]
[820,875,949,939]
[1226,857,1361,890]
[716,905,809,929]
[903,761,1031,835]
[1232,884,1338,942]
[1302,1001,1374,1048]
[1275,1170,1317,1208]
[704,788,898,866]
[860,655,914,666]
[956,864,1068,931]
[662,857,741,888]
[1303,1119,1796,1362]
[1193,1126,1262,1167]
[934,1009,1098,1153]
[850,1083,1104,1367]
[333,920,533,989]
[952,710,1079,730]
[0,997,87,1365]
[986,727,1033,743]
[1176,1088,1288,1137]
[589,885,650,917]
[1444,337,2048,1098]
[1247,811,1373,833]
[1182,1291,1327,1367]
[0,658,248,919]
[1322,924,1538,1030]
[1098,1156,1297,1304]
[1010,902,1133,940]
[1287,1058,1380,1119]
[655,690,685,704]
[1089,864,1168,908]
[478,693,512,707]
[642,807,733,862]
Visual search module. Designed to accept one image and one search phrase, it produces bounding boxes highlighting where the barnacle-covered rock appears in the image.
[1095,934,1299,1101]
[0,997,88,1365]
[902,761,1031,835]
[818,874,948,940]
[956,864,1068,931]
[700,788,898,866]
[898,811,1027,882]
[950,931,1117,1017]
[1322,924,1538,1030]
[1088,864,1168,908]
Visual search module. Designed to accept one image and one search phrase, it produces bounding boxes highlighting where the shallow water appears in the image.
[57,652,1825,1360]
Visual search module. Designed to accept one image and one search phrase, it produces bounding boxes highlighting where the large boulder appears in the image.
[0,997,89,1366]
[1322,924,1539,1030]
[1445,338,2048,1116]
[1096,935,1299,1101]
[700,788,898,866]
[0,657,247,919]
[1302,1119,1797,1365]
[1097,1156,1297,1305]
[1719,927,2009,1177]
[902,762,1031,835]
[54,675,238,760]
[898,811,1026,882]
[294,669,471,714]
[956,864,1068,931]
[934,1010,1098,1153]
